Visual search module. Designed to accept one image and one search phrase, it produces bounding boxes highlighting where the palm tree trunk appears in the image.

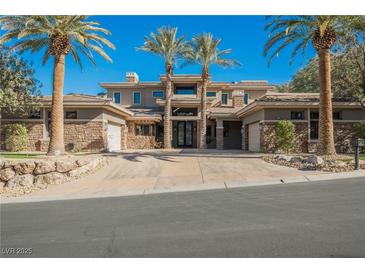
[317,48,336,156]
[200,76,208,149]
[47,54,65,155]
[164,72,172,149]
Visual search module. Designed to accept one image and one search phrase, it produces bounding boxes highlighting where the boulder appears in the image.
[0,167,16,181]
[6,174,34,188]
[276,155,293,162]
[0,181,5,190]
[0,159,4,169]
[69,157,104,178]
[34,161,56,175]
[306,155,324,166]
[290,156,304,164]
[13,161,36,175]
[34,172,66,187]
[76,158,90,167]
[56,160,77,173]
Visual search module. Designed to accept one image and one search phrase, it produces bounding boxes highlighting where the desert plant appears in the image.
[4,123,28,151]
[274,120,295,153]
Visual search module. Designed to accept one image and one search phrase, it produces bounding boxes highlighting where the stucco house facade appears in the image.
[1,72,364,153]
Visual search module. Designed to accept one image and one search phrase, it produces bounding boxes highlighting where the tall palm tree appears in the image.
[139,26,187,149]
[264,16,354,156]
[184,33,239,149]
[0,15,115,155]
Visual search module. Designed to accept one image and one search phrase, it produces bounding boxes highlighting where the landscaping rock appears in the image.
[13,161,36,175]
[0,159,4,169]
[7,174,34,188]
[0,181,5,190]
[290,156,304,164]
[276,155,293,162]
[56,160,77,173]
[76,158,90,167]
[34,161,56,175]
[0,168,16,181]
[34,172,67,187]
[306,155,324,166]
[69,157,105,178]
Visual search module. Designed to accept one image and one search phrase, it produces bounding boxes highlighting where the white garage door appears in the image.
[107,123,121,152]
[248,122,261,152]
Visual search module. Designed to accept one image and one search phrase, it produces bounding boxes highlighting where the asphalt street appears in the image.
[1,177,365,257]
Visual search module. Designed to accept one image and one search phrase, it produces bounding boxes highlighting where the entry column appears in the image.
[216,119,224,150]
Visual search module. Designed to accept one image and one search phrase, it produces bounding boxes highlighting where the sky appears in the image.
[2,15,317,96]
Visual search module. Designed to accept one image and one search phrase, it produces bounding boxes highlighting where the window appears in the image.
[152,91,164,98]
[133,92,141,105]
[207,91,216,97]
[175,86,196,95]
[223,124,229,137]
[333,111,342,120]
[244,93,249,105]
[29,110,41,119]
[310,121,319,140]
[113,92,121,104]
[135,124,154,136]
[291,111,305,120]
[65,111,77,119]
[310,112,319,120]
[221,93,228,105]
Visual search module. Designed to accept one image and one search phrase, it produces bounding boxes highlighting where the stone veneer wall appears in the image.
[64,121,106,152]
[126,121,160,149]
[1,121,44,151]
[1,120,107,152]
[260,122,309,153]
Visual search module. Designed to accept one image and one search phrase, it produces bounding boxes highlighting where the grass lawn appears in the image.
[0,152,44,159]
[361,155,365,161]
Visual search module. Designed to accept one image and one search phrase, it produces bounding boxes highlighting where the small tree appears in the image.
[274,120,295,153]
[354,122,365,139]
[4,123,28,151]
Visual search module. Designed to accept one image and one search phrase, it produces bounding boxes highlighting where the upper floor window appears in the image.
[152,91,164,98]
[244,93,249,105]
[65,111,77,119]
[291,111,305,120]
[175,86,196,95]
[172,108,198,116]
[221,93,228,105]
[133,92,141,105]
[207,91,216,97]
[113,92,121,104]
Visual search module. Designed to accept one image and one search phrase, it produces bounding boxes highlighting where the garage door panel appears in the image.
[248,123,260,152]
[107,123,121,152]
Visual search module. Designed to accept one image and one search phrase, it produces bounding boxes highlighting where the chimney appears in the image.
[126,72,139,83]
[232,90,244,107]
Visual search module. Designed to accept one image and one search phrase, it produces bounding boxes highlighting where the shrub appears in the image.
[4,123,28,151]
[353,122,365,139]
[274,120,295,153]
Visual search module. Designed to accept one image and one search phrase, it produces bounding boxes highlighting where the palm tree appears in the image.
[264,16,354,156]
[184,33,239,149]
[0,15,115,155]
[139,26,187,149]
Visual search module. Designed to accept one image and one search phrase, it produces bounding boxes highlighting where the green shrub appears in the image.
[353,122,365,139]
[274,120,295,153]
[4,123,28,152]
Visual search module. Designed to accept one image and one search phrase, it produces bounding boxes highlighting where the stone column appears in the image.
[241,123,246,151]
[121,124,128,150]
[216,119,224,150]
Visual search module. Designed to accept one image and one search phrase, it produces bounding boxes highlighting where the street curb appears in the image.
[1,170,365,204]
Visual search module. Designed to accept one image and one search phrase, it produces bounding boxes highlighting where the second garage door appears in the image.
[107,123,121,152]
[248,122,261,152]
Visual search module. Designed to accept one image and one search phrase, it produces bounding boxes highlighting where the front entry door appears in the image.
[177,121,193,147]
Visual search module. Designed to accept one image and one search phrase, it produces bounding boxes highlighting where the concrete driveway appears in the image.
[1,149,329,203]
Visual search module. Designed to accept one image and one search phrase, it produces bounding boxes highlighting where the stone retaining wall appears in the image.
[0,156,108,196]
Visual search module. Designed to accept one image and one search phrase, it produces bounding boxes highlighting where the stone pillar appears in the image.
[216,119,224,150]
[241,123,246,151]
[121,124,128,150]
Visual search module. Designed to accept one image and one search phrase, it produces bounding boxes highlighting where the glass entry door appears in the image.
[177,121,193,147]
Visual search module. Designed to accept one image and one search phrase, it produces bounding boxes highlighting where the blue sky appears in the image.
[3,16,317,96]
